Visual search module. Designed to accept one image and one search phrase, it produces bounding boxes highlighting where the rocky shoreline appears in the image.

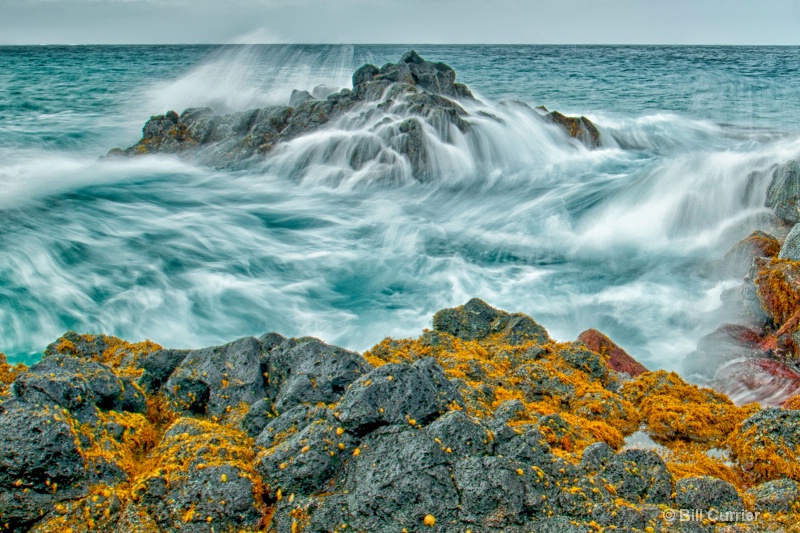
[2,292,800,532]
[4,52,800,532]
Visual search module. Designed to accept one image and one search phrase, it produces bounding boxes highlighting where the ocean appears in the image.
[2,44,799,372]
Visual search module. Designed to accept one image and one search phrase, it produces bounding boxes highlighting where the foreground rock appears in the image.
[109,51,601,179]
[3,300,797,532]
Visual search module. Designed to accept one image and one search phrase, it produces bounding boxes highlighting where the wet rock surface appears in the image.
[110,51,602,180]
[3,300,799,532]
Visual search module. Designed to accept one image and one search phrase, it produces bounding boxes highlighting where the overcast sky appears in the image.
[1,0,799,45]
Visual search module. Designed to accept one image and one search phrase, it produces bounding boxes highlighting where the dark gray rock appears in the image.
[137,348,189,393]
[340,426,460,532]
[241,397,273,438]
[602,449,674,504]
[515,364,575,404]
[746,478,800,512]
[164,336,266,418]
[255,408,357,497]
[425,410,493,457]
[336,358,462,435]
[0,399,88,530]
[265,337,370,412]
[675,476,743,512]
[289,89,314,108]
[580,441,615,472]
[255,403,322,448]
[559,346,609,383]
[780,223,800,261]
[493,399,528,424]
[454,456,542,527]
[766,160,800,224]
[11,354,146,420]
[352,63,379,86]
[433,298,549,345]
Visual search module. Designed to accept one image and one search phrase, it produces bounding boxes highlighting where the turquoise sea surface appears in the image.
[1,45,799,370]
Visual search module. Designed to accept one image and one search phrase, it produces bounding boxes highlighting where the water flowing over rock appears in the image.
[110,51,601,182]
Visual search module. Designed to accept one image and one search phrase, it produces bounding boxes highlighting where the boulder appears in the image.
[601,449,674,504]
[264,337,370,412]
[577,329,648,377]
[433,298,549,344]
[730,407,800,481]
[336,358,462,435]
[132,418,265,532]
[766,160,800,224]
[164,336,266,418]
[780,223,800,261]
[675,476,742,514]
[255,407,357,497]
[339,427,460,532]
[746,478,800,512]
[0,399,88,530]
[546,111,601,148]
[724,230,781,278]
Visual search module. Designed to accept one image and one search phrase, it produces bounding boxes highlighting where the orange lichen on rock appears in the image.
[755,258,800,327]
[46,332,162,378]
[728,408,800,484]
[664,443,741,488]
[0,352,26,394]
[622,370,759,446]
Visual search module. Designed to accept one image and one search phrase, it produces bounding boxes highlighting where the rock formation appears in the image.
[3,300,800,532]
[109,51,601,180]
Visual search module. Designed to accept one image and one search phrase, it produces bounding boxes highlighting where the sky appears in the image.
[1,0,799,45]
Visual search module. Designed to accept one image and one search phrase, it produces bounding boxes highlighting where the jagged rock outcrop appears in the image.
[109,51,601,181]
[4,300,796,532]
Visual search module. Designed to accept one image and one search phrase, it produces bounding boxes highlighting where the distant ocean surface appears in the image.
[2,44,800,370]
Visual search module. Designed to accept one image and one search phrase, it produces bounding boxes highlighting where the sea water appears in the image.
[1,44,799,372]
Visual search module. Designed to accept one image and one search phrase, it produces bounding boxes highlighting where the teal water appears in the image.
[2,45,800,368]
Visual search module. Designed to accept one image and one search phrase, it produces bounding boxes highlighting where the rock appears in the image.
[729,407,800,482]
[136,348,189,393]
[577,329,648,377]
[433,298,549,344]
[601,449,674,504]
[711,357,800,407]
[724,230,781,278]
[453,456,544,527]
[255,407,356,497]
[675,476,742,512]
[780,223,800,261]
[165,336,266,418]
[339,427,460,532]
[240,397,273,438]
[133,418,265,532]
[493,399,528,424]
[425,410,493,456]
[112,51,599,181]
[546,111,601,148]
[766,160,800,224]
[683,323,763,379]
[746,478,800,512]
[580,441,615,472]
[352,63,379,87]
[264,337,370,412]
[254,403,323,448]
[559,345,609,384]
[0,399,88,530]
[336,358,462,435]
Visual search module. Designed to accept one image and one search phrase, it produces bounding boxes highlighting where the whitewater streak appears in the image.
[0,44,799,377]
